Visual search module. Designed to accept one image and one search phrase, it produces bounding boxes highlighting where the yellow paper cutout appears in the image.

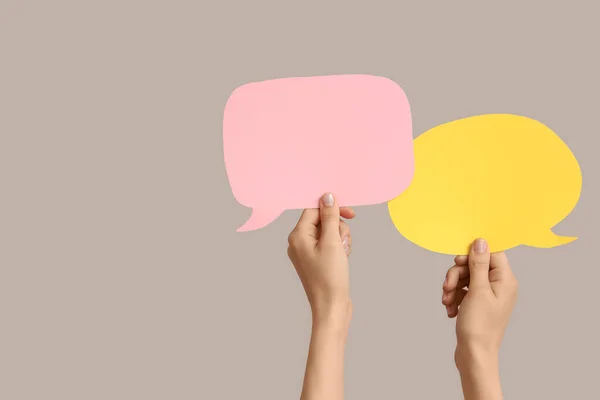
[388,114,582,255]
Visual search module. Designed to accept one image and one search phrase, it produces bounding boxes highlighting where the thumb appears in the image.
[468,238,492,292]
[319,193,341,244]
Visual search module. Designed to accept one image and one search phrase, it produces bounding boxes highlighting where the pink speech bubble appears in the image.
[223,74,414,232]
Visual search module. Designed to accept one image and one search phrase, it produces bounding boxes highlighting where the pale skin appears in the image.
[287,193,518,400]
[287,192,354,400]
[443,239,519,400]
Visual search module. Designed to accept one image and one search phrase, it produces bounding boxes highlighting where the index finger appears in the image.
[454,255,468,266]
[340,207,356,220]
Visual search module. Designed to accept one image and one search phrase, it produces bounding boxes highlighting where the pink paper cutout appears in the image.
[223,74,414,231]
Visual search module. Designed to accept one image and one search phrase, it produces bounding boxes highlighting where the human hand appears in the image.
[287,193,355,321]
[442,238,518,400]
[289,193,355,400]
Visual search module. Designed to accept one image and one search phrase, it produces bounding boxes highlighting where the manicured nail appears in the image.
[474,238,487,253]
[446,305,451,317]
[342,236,349,251]
[322,193,334,207]
[443,276,448,288]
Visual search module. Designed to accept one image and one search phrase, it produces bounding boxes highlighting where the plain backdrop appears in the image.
[1,1,598,399]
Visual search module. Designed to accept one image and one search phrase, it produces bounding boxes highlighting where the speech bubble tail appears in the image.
[525,229,578,249]
[236,209,284,232]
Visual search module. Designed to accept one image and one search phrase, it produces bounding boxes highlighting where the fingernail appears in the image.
[342,236,349,251]
[474,238,487,253]
[322,193,334,207]
[443,276,448,288]
[445,305,451,317]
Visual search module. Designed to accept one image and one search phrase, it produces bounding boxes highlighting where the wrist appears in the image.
[454,344,499,370]
[455,346,503,400]
[455,344,499,374]
[311,298,352,333]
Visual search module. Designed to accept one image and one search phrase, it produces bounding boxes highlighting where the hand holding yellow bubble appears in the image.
[388,114,582,255]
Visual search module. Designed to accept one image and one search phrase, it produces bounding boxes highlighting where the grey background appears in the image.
[1,1,598,399]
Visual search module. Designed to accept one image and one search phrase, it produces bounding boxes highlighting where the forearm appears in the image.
[456,347,503,400]
[300,303,351,400]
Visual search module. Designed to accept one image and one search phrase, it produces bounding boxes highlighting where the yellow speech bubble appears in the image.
[388,114,582,255]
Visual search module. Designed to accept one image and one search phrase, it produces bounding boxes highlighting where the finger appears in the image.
[340,207,356,220]
[318,193,341,245]
[339,220,350,238]
[443,265,469,292]
[454,255,469,266]
[346,224,353,256]
[447,288,468,318]
[467,238,492,292]
[343,235,351,255]
[339,220,352,255]
[442,277,469,306]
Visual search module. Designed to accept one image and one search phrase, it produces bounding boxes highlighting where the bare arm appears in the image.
[442,239,518,400]
[301,304,352,400]
[456,348,503,400]
[287,193,355,400]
